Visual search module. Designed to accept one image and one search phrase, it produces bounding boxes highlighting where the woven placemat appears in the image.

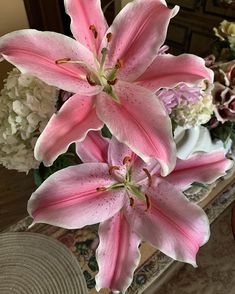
[0,232,88,294]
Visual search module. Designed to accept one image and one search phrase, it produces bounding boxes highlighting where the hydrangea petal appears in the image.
[101,0,179,81]
[125,179,210,266]
[96,211,141,293]
[28,163,125,229]
[64,0,108,52]
[163,151,233,191]
[137,54,214,92]
[76,131,109,163]
[35,94,103,166]
[96,81,176,176]
[0,29,102,95]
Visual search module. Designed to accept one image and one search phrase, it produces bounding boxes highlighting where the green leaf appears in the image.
[101,124,112,138]
[33,169,43,187]
[33,149,81,187]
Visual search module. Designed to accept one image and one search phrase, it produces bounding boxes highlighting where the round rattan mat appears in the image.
[0,232,88,294]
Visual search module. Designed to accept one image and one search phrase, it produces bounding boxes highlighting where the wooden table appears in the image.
[0,166,35,230]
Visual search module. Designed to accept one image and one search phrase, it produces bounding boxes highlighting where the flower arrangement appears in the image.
[0,68,57,172]
[0,0,234,293]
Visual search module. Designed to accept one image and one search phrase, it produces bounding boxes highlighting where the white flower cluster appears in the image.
[0,68,58,172]
[171,93,214,129]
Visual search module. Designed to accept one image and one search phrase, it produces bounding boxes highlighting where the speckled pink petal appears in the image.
[0,29,102,95]
[163,151,233,191]
[101,0,179,81]
[124,179,210,266]
[96,81,176,176]
[34,94,103,166]
[76,131,109,163]
[137,54,214,92]
[28,163,126,229]
[96,211,141,293]
[64,0,108,53]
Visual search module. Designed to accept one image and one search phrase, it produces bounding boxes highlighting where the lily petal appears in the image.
[96,81,176,176]
[76,131,109,163]
[125,179,210,266]
[0,29,102,95]
[28,163,125,229]
[102,0,179,81]
[96,211,141,293]
[64,0,108,53]
[137,54,214,92]
[163,151,233,191]
[35,94,103,166]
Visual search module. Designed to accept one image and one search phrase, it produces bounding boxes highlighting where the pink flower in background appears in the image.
[156,83,202,113]
[28,132,232,293]
[0,0,213,176]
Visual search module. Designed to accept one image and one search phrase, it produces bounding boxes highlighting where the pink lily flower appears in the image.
[28,132,232,293]
[0,0,213,176]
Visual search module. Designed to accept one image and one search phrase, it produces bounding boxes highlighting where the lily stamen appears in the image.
[86,74,97,86]
[143,168,152,187]
[55,58,71,64]
[129,197,135,208]
[123,156,132,165]
[145,194,151,212]
[106,32,113,43]
[115,59,124,69]
[89,24,98,39]
[96,187,107,192]
[109,166,120,175]
[107,79,117,85]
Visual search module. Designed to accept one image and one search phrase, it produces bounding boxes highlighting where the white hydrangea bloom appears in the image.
[0,68,58,173]
[171,93,214,129]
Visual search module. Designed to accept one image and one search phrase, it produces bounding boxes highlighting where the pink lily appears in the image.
[0,0,213,176]
[28,132,232,293]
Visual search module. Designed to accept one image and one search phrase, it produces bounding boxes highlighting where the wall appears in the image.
[0,0,29,88]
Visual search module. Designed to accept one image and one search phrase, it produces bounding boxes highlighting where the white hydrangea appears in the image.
[0,68,58,173]
[171,93,214,129]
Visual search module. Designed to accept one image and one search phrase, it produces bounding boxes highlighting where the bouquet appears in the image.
[0,1,234,293]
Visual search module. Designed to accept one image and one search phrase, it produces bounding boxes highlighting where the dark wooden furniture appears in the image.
[23,0,235,57]
[167,0,235,56]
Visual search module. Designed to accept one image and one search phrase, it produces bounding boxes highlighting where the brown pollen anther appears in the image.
[89,24,98,39]
[129,197,135,208]
[107,78,117,86]
[144,194,151,212]
[96,187,107,192]
[86,74,96,86]
[106,32,113,43]
[115,59,124,69]
[109,166,120,175]
[143,168,152,187]
[123,156,132,165]
[55,58,71,64]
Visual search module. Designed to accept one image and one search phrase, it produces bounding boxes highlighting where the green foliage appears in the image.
[33,143,81,187]
[101,124,112,138]
[210,121,235,146]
